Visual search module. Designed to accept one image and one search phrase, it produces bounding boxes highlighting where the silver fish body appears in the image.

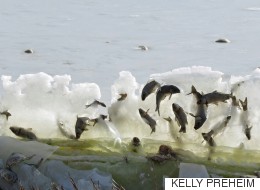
[198,91,232,105]
[139,108,156,133]
[9,126,37,140]
[202,132,216,147]
[75,116,89,139]
[172,103,188,133]
[245,125,252,140]
[141,80,161,101]
[155,85,180,115]
[202,116,231,146]
[191,103,208,130]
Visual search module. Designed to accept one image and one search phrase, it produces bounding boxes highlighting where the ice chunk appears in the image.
[0,136,57,164]
[178,162,209,178]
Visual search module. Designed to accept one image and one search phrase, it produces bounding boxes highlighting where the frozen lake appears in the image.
[1,0,260,100]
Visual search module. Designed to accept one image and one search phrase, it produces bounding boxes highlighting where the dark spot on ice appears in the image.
[24,49,33,54]
[215,38,230,43]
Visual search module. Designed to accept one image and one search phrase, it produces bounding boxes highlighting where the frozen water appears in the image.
[179,163,209,178]
[0,67,260,150]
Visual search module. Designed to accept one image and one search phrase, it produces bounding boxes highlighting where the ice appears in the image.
[178,163,209,178]
[40,160,113,190]
[0,67,260,150]
[12,164,52,190]
[0,136,57,164]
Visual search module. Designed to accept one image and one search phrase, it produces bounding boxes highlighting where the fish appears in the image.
[5,152,35,169]
[239,97,248,111]
[231,96,241,109]
[75,116,89,139]
[139,108,156,134]
[9,126,38,140]
[197,91,232,105]
[171,103,188,133]
[239,97,251,139]
[90,114,108,126]
[0,168,18,184]
[141,80,160,101]
[155,85,180,116]
[0,110,11,120]
[245,125,252,140]
[202,133,216,147]
[187,85,203,101]
[158,145,176,158]
[57,121,76,139]
[189,103,208,130]
[146,155,172,164]
[187,85,232,105]
[117,93,127,101]
[163,117,182,143]
[201,116,231,146]
[131,137,141,147]
[85,100,106,108]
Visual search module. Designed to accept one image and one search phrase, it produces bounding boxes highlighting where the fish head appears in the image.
[132,137,141,146]
[141,92,147,101]
[226,115,231,121]
[194,116,206,130]
[170,86,180,94]
[138,108,146,117]
[158,145,174,156]
[9,126,19,134]
[172,103,180,112]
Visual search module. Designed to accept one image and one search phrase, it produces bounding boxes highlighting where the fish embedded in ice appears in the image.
[155,85,180,116]
[141,80,161,101]
[171,103,188,133]
[9,126,38,141]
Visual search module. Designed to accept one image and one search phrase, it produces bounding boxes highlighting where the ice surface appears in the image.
[0,136,57,164]
[40,160,112,190]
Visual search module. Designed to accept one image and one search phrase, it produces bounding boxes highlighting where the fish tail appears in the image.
[155,105,160,116]
[179,127,186,133]
[164,117,172,122]
[186,85,197,95]
[239,97,248,111]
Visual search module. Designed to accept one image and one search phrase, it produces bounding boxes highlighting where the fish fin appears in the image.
[187,85,197,95]
[146,109,150,114]
[155,106,160,116]
[150,128,155,134]
[164,117,172,122]
[169,93,172,100]
[188,113,196,117]
[99,102,106,107]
